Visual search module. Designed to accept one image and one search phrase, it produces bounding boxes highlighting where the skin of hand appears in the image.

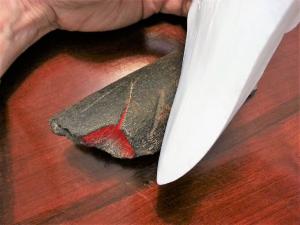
[0,0,190,78]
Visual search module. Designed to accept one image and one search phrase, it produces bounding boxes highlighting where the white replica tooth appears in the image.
[157,0,300,185]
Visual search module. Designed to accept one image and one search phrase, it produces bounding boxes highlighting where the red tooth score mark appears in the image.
[81,103,135,158]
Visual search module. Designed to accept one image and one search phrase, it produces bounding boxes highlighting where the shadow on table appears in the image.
[156,150,237,225]
[0,90,14,225]
[66,145,159,185]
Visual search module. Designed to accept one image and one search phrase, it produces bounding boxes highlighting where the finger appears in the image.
[142,0,191,19]
[160,0,192,16]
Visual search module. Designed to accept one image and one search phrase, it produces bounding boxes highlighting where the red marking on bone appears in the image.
[81,103,135,158]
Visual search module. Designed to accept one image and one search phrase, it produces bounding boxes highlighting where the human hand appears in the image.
[0,0,190,78]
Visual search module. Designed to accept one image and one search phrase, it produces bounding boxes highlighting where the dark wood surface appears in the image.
[0,15,299,225]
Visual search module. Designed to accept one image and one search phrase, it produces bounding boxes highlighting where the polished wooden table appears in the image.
[0,15,299,225]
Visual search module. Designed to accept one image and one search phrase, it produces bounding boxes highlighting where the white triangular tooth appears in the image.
[157,0,300,185]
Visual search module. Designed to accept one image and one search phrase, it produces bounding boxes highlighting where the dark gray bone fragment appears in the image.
[50,51,183,158]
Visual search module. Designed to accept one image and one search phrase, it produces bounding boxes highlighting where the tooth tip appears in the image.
[156,175,175,185]
[156,162,190,185]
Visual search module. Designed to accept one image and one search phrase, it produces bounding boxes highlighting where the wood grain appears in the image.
[0,15,299,225]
